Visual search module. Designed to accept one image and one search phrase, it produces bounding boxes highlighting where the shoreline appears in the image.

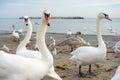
[0,31,120,36]
[0,32,120,47]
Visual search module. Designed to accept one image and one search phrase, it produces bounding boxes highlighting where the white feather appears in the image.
[111,65,120,80]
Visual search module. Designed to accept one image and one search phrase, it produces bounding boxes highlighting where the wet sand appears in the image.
[0,32,120,80]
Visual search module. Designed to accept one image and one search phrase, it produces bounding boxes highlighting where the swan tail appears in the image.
[70,50,75,55]
[47,66,62,80]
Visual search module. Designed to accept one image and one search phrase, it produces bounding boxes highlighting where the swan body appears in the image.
[12,31,19,39]
[17,48,42,59]
[12,25,19,41]
[51,48,57,55]
[111,65,120,80]
[70,12,112,77]
[0,51,49,80]
[70,46,106,65]
[16,14,61,79]
[17,48,60,80]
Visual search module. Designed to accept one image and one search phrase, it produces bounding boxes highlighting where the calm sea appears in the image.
[0,18,120,35]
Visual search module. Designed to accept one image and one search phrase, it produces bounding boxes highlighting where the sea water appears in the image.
[0,18,120,35]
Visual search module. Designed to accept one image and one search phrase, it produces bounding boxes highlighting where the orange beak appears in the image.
[45,16,50,26]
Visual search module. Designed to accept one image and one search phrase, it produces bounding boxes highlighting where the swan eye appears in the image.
[103,13,108,17]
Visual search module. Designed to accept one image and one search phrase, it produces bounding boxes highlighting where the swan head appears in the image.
[43,10,51,26]
[98,12,112,21]
[23,16,29,26]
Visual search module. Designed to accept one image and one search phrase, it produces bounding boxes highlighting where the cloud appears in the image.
[0,0,120,18]
[66,0,120,7]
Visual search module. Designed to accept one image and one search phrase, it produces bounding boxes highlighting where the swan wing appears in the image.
[71,46,97,55]
[13,32,19,38]
[16,49,42,59]
[0,51,49,80]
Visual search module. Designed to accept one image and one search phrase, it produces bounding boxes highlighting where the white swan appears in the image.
[16,16,42,59]
[16,13,61,79]
[36,10,62,80]
[113,41,120,54]
[49,36,56,46]
[66,29,72,38]
[0,10,54,80]
[70,12,112,77]
[111,65,120,80]
[51,47,57,55]
[12,24,20,42]
[49,36,57,55]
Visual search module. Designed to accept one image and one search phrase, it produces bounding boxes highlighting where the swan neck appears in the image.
[13,26,15,31]
[13,29,15,33]
[36,20,45,47]
[37,16,53,64]
[96,18,105,48]
[17,21,32,49]
[37,19,46,46]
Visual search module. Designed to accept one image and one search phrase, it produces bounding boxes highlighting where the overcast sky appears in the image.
[0,0,120,18]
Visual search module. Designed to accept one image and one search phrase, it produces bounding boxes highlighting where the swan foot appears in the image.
[78,72,86,78]
[86,71,97,76]
[94,64,100,68]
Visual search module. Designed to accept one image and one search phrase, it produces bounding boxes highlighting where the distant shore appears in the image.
[19,16,84,19]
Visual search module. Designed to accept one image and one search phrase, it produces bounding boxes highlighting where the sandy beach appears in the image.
[0,32,120,80]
